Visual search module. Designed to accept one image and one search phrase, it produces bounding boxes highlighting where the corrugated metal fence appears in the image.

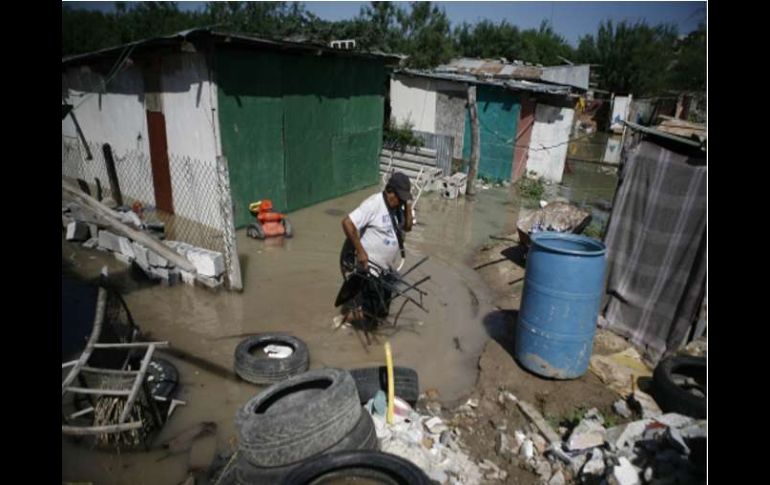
[413,131,453,176]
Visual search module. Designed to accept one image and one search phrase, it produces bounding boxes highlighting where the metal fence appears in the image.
[412,131,454,176]
[62,137,241,289]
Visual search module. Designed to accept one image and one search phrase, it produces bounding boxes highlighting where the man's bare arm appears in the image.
[342,216,369,268]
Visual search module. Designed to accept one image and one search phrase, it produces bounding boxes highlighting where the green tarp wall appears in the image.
[217,48,386,228]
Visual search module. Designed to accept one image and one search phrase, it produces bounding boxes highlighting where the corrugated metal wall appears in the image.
[463,86,521,181]
[413,130,453,176]
[217,48,385,228]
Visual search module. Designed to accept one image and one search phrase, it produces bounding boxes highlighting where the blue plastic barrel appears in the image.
[515,232,607,379]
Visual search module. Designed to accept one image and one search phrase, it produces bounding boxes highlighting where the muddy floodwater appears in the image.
[62,162,617,483]
[62,184,528,484]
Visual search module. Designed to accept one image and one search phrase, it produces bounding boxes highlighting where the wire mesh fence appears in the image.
[62,137,230,259]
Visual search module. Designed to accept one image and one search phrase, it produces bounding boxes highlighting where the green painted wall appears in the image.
[217,48,385,228]
[463,86,521,182]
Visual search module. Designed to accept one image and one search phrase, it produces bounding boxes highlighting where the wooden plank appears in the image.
[62,180,197,273]
[517,400,562,444]
[466,85,480,196]
[102,143,124,206]
[62,421,144,436]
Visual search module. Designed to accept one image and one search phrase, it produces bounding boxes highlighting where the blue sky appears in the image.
[64,1,706,46]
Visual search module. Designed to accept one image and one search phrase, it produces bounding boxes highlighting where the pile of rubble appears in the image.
[492,393,706,485]
[365,392,494,485]
[63,202,225,289]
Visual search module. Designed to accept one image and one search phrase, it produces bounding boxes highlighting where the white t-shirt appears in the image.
[349,192,399,270]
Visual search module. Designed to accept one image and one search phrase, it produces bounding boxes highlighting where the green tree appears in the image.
[453,20,523,60]
[452,19,571,65]
[519,21,572,65]
[357,1,401,51]
[575,20,678,95]
[667,22,706,91]
[397,2,453,68]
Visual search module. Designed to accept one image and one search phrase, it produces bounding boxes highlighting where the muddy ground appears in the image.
[62,185,524,484]
[408,230,632,484]
[62,163,626,484]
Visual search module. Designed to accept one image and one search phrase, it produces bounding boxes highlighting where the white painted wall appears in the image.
[610,95,632,133]
[390,75,437,133]
[160,52,223,231]
[62,65,155,206]
[62,65,150,156]
[526,104,575,183]
[62,53,223,231]
[161,53,219,161]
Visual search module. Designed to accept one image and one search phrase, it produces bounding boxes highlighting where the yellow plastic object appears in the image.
[384,341,395,425]
[249,201,262,213]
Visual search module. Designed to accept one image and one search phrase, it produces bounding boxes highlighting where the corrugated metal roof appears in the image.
[396,69,572,95]
[62,28,403,65]
[436,57,590,90]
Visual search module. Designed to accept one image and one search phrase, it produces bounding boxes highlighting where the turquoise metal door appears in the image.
[463,86,520,181]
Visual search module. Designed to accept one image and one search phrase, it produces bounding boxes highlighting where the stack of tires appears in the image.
[233,368,379,483]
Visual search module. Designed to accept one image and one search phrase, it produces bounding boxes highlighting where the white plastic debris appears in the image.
[582,448,605,477]
[263,344,293,358]
[567,417,606,451]
[520,439,534,459]
[424,416,448,434]
[614,399,632,418]
[612,457,641,485]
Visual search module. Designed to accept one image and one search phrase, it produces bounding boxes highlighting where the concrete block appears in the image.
[148,250,169,268]
[66,221,90,242]
[150,267,170,280]
[187,248,225,277]
[165,240,194,257]
[132,243,149,269]
[98,230,121,252]
[114,252,133,265]
[180,270,196,286]
[118,237,135,259]
[196,274,223,289]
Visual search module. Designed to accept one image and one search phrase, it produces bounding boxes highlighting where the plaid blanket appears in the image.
[601,138,707,364]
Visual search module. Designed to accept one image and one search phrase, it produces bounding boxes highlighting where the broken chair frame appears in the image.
[61,286,170,447]
[337,255,431,337]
